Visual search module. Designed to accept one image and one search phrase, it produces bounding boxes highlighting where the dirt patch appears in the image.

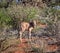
[1,36,60,53]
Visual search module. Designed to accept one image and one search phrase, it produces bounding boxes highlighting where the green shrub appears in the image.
[7,5,40,30]
[7,5,39,22]
[43,7,60,36]
[0,8,13,28]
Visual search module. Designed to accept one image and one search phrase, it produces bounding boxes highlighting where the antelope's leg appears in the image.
[19,28,25,42]
[29,27,33,41]
[19,31,22,41]
[29,30,31,39]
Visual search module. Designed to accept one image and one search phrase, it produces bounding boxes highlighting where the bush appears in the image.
[7,5,39,22]
[7,5,40,30]
[0,8,13,28]
[43,7,60,36]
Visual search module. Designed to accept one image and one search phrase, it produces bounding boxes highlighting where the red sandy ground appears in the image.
[14,39,31,53]
[14,38,59,53]
[1,38,59,53]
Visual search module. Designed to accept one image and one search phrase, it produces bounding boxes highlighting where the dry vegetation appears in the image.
[0,0,60,53]
[0,36,60,53]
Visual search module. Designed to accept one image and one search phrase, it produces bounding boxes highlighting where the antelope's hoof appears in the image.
[20,39,22,42]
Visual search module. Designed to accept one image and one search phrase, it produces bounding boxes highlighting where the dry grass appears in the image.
[0,36,60,53]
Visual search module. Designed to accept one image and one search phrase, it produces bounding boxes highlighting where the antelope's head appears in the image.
[33,20,37,28]
[30,20,37,28]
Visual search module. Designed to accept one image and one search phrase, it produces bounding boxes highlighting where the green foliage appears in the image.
[23,6,39,22]
[42,7,60,21]
[7,5,39,22]
[0,8,12,28]
[7,5,40,29]
[43,7,60,36]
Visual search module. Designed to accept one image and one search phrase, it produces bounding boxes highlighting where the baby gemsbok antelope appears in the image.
[19,20,36,41]
[19,20,47,42]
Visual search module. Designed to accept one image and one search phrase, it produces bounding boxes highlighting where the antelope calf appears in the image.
[19,20,47,42]
[19,20,36,41]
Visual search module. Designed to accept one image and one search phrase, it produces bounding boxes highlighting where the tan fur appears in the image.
[19,22,34,41]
